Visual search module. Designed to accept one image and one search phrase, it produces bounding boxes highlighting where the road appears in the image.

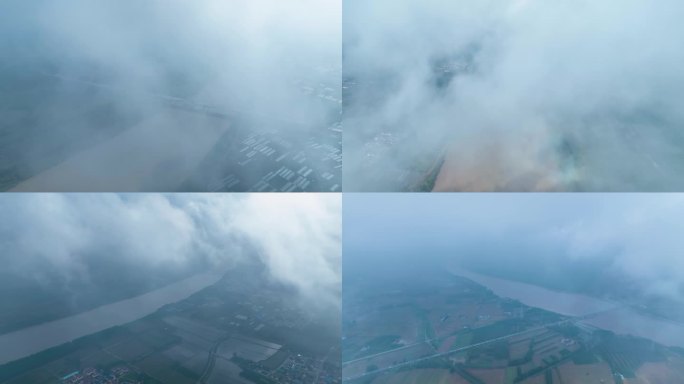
[342,335,445,366]
[343,305,623,382]
[197,336,231,384]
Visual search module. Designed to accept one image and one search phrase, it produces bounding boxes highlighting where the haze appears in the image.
[345,193,684,316]
[343,0,684,191]
[343,193,684,382]
[0,0,341,191]
[0,193,341,336]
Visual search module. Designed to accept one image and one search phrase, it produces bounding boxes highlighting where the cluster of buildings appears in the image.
[61,366,138,384]
[204,128,341,193]
[297,81,340,105]
[252,353,340,384]
[234,292,312,331]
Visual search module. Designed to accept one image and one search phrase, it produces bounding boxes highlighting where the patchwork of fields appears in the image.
[343,273,684,384]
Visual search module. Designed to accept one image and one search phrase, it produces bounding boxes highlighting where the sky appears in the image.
[344,193,684,304]
[0,193,341,322]
[343,0,684,191]
[0,0,341,191]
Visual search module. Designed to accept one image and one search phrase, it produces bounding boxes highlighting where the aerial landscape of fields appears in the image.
[0,0,341,192]
[1,264,341,384]
[343,194,684,384]
[343,271,684,384]
[0,193,342,384]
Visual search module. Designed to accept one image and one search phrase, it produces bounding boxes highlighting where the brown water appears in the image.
[450,267,684,348]
[0,271,224,365]
[11,110,228,192]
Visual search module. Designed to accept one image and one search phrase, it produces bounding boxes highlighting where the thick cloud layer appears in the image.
[344,194,684,305]
[344,0,684,191]
[0,0,340,190]
[0,194,341,318]
[232,194,342,310]
[33,0,340,117]
[17,0,340,119]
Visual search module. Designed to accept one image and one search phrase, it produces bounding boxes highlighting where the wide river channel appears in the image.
[0,270,224,365]
[451,267,684,348]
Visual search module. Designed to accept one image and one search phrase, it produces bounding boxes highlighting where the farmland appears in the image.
[343,271,684,384]
[0,266,340,384]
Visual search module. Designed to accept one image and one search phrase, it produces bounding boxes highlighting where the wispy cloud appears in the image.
[0,193,341,315]
[344,0,684,191]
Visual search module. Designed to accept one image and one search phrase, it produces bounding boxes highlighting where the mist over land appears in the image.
[0,0,341,192]
[344,193,684,323]
[343,0,684,191]
[343,193,684,383]
[0,194,341,335]
[0,194,341,383]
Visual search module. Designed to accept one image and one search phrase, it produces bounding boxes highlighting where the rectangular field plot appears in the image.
[370,368,471,384]
[342,342,434,379]
[208,359,252,384]
[216,336,281,362]
[163,316,226,342]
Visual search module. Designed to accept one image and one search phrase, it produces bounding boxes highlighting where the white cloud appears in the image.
[0,0,341,190]
[344,0,684,191]
[345,194,684,302]
[232,194,341,310]
[0,193,341,312]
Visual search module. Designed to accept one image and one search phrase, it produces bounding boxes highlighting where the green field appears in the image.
[451,332,474,351]
[372,368,457,384]
[505,367,517,384]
